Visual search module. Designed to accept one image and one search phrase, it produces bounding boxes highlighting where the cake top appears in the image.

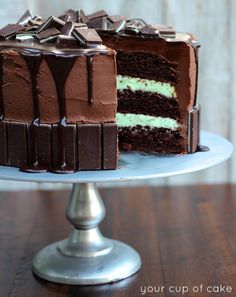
[0,9,108,53]
[0,9,200,51]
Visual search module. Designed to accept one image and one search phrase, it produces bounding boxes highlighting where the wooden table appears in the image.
[1,185,236,297]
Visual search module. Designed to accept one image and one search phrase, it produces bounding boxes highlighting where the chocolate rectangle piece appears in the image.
[52,124,59,168]
[64,9,78,22]
[188,104,200,153]
[56,35,78,48]
[0,121,8,165]
[73,28,102,45]
[0,24,23,39]
[87,10,108,20]
[37,28,60,43]
[17,9,33,26]
[60,21,74,35]
[108,15,125,23]
[77,124,101,170]
[52,124,77,171]
[37,16,65,33]
[65,125,77,170]
[37,124,51,167]
[8,122,28,167]
[102,123,118,170]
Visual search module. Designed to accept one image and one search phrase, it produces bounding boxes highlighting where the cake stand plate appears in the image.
[0,131,233,285]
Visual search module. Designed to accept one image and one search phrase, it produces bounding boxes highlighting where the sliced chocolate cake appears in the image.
[0,10,118,172]
[0,8,202,174]
[86,12,201,154]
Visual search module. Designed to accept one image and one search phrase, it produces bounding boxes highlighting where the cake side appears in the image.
[0,11,118,172]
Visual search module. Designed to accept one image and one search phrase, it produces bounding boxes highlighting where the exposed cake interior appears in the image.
[115,50,182,153]
[100,30,199,154]
[0,10,118,172]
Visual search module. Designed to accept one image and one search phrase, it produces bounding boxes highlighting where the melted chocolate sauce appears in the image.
[22,54,42,119]
[21,53,46,172]
[86,55,93,104]
[197,144,209,152]
[21,52,47,173]
[45,54,77,172]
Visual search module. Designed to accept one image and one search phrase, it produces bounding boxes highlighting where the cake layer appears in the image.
[117,75,176,98]
[101,33,199,154]
[119,126,184,154]
[116,51,178,83]
[116,113,179,130]
[0,120,118,171]
[118,90,181,120]
[101,34,198,118]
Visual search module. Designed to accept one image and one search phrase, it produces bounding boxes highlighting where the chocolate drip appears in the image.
[22,53,42,119]
[86,55,94,104]
[21,53,46,172]
[197,144,209,152]
[0,53,3,118]
[45,54,76,172]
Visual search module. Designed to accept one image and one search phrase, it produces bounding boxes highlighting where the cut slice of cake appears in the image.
[86,13,201,154]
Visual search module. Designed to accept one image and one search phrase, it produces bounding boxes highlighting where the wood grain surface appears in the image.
[0,185,236,297]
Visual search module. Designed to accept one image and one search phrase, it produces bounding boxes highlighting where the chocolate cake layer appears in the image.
[101,34,197,122]
[119,126,184,154]
[117,51,178,83]
[118,90,181,121]
[8,122,28,167]
[0,120,118,171]
[102,123,118,169]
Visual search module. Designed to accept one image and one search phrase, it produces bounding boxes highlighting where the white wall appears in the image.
[0,0,235,189]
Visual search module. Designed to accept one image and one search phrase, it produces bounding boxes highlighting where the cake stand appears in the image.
[0,131,233,285]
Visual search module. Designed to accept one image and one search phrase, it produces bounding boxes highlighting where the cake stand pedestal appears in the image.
[0,131,233,285]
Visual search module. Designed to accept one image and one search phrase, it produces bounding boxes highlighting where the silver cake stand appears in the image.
[0,131,233,285]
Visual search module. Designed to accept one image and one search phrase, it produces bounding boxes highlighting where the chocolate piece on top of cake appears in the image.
[37,27,61,43]
[17,10,33,26]
[87,10,108,20]
[60,21,75,36]
[37,16,65,33]
[0,24,23,39]
[72,28,102,46]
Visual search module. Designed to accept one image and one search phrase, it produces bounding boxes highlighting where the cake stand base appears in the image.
[33,239,141,285]
[32,183,141,285]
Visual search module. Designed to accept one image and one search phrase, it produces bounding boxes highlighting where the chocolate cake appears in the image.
[0,9,203,173]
